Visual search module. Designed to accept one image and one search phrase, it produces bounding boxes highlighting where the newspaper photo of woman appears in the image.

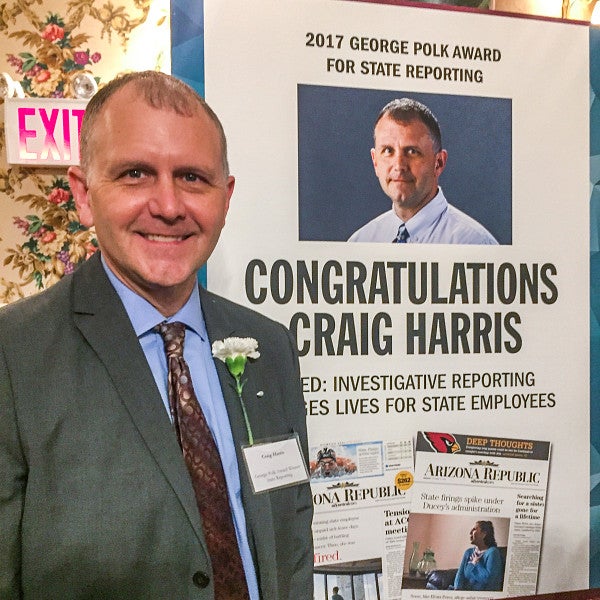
[453,521,504,591]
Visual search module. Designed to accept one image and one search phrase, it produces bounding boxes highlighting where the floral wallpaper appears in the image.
[0,0,169,303]
[7,12,104,98]
[5,175,98,290]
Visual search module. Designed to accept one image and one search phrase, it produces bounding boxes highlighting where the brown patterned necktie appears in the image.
[157,321,250,600]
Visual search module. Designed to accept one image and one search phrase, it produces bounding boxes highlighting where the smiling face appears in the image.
[68,84,234,316]
[371,115,447,221]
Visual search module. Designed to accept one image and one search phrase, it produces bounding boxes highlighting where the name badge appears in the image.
[242,433,310,494]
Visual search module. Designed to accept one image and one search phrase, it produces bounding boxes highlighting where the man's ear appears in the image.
[67,166,94,227]
[224,175,235,217]
[435,149,448,176]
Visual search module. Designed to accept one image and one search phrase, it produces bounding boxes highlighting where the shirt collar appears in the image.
[101,255,206,340]
[403,187,447,239]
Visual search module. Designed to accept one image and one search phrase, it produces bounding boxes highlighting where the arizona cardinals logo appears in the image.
[424,432,461,454]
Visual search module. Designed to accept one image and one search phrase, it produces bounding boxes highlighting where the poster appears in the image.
[200,0,590,595]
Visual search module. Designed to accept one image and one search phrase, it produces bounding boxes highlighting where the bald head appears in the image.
[78,70,229,177]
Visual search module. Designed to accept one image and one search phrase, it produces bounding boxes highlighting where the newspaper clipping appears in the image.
[311,439,414,600]
[402,432,551,600]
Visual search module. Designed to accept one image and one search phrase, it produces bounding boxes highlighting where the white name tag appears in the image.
[242,433,310,494]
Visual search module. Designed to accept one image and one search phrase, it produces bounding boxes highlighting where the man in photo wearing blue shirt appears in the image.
[0,71,313,599]
[348,98,498,245]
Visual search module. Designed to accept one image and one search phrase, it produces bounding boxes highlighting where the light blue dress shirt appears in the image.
[348,187,498,244]
[102,259,259,599]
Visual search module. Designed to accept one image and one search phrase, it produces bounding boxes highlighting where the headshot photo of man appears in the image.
[348,98,498,245]
[298,85,511,244]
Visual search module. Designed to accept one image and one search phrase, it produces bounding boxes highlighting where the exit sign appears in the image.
[4,97,88,166]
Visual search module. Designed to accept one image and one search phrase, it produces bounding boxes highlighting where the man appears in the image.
[310,447,356,479]
[331,586,344,600]
[453,521,504,591]
[0,71,313,599]
[348,98,498,245]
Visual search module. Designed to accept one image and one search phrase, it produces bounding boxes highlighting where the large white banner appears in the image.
[204,1,589,595]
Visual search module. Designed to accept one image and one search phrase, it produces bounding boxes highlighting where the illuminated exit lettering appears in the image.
[18,107,85,161]
[5,98,88,165]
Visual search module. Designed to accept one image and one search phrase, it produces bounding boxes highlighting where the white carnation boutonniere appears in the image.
[212,337,260,445]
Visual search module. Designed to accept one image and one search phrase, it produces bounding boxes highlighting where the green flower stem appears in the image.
[223,354,255,445]
[235,374,254,446]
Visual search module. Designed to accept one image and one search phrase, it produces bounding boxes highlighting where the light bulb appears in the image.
[72,73,98,99]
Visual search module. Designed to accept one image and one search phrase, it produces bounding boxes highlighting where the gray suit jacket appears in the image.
[0,253,313,599]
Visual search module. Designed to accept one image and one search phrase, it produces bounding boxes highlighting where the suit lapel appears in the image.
[199,287,270,444]
[70,255,207,548]
[200,287,279,596]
